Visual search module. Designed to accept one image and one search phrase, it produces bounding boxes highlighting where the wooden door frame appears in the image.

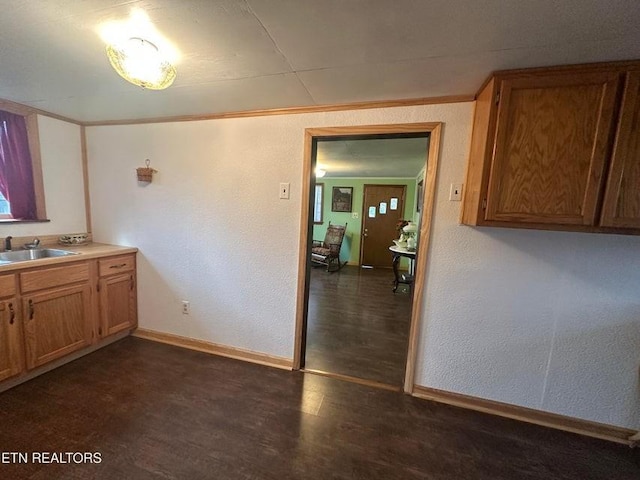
[359,183,407,267]
[293,122,443,394]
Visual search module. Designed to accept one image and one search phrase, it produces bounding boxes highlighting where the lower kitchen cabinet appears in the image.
[99,272,137,337]
[0,274,22,382]
[23,283,93,369]
[0,248,138,389]
[0,297,23,382]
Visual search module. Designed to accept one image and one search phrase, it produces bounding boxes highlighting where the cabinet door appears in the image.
[601,71,640,228]
[23,285,92,369]
[486,72,620,225]
[0,299,23,382]
[99,273,137,337]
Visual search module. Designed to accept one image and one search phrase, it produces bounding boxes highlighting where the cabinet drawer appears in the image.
[0,275,16,298]
[99,255,135,277]
[20,263,90,293]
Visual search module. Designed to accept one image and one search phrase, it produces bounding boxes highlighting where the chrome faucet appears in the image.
[24,238,40,250]
[4,236,12,251]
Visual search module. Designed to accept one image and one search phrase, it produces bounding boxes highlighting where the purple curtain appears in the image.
[0,111,37,219]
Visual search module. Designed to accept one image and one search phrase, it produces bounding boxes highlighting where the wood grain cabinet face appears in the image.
[99,255,137,338]
[459,62,640,233]
[601,71,640,228]
[486,72,620,226]
[23,284,93,370]
[0,252,138,389]
[0,297,23,382]
[98,256,134,276]
[0,274,22,381]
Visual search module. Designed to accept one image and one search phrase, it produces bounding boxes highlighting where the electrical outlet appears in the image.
[352,212,359,219]
[182,300,190,315]
[279,182,290,199]
[449,183,463,201]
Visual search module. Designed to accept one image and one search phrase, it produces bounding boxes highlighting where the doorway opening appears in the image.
[294,123,443,393]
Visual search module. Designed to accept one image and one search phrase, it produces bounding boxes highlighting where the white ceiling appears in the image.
[1,0,639,123]
[317,137,429,178]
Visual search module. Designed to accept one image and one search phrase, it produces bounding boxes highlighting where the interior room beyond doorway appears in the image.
[303,132,430,388]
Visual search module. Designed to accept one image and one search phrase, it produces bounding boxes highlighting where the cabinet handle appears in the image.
[8,303,14,324]
[109,263,127,269]
[28,299,34,320]
[130,275,134,291]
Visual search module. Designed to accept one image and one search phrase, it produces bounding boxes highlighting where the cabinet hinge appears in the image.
[482,198,487,210]
[495,91,500,105]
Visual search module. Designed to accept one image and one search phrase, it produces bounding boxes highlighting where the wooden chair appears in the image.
[311,222,347,272]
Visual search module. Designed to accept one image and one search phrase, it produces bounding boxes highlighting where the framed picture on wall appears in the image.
[416,180,424,212]
[331,186,353,212]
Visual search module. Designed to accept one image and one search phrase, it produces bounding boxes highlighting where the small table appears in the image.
[389,246,416,293]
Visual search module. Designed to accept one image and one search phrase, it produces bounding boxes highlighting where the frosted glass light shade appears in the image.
[106,37,176,90]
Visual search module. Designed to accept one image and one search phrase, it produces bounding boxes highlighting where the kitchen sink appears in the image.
[0,248,80,264]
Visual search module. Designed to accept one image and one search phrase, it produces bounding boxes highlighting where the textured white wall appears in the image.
[420,190,640,429]
[86,103,640,430]
[7,115,86,237]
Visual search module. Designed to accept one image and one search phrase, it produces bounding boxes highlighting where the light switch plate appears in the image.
[449,183,463,201]
[279,182,290,199]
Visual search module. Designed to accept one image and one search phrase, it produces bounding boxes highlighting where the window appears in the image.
[0,108,43,221]
[313,183,324,224]
[0,191,11,219]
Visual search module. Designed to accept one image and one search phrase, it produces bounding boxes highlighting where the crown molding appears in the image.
[82,94,475,126]
[0,98,82,125]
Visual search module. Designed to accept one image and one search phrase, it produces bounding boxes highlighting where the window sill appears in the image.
[0,219,51,224]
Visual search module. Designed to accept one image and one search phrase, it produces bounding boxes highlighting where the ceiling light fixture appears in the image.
[106,37,176,90]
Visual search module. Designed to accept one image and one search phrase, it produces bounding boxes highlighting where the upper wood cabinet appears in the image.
[601,70,640,228]
[462,61,640,234]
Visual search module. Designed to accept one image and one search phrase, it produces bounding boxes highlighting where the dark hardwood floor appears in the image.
[305,265,412,386]
[0,338,638,479]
